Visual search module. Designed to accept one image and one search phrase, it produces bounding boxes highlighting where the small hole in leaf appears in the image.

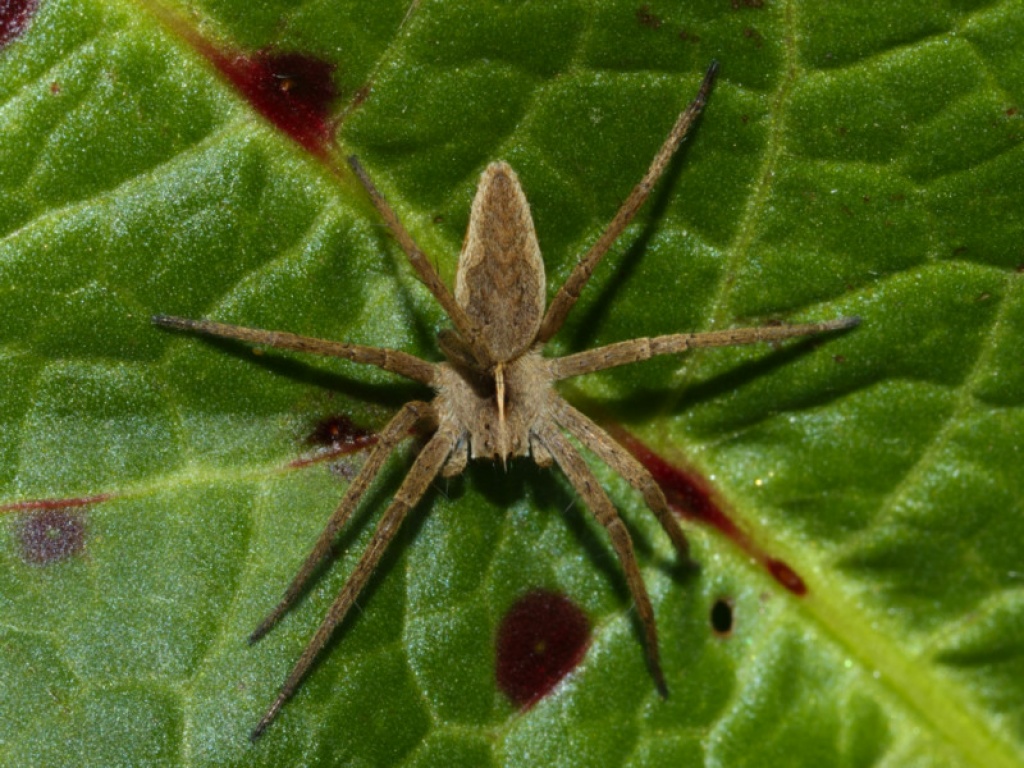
[496,589,589,708]
[710,598,734,636]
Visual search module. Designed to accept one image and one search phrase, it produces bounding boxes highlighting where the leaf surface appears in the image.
[1,1,1023,766]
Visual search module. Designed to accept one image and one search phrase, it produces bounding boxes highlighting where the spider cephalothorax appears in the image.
[154,61,857,740]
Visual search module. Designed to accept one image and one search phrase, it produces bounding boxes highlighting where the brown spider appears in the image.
[154,61,857,740]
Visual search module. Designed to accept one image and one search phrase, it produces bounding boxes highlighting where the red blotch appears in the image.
[766,559,807,596]
[612,429,734,534]
[19,509,86,565]
[611,427,809,596]
[307,414,375,450]
[0,0,37,48]
[496,590,590,708]
[742,27,764,47]
[290,414,378,469]
[207,49,339,156]
[1,493,111,513]
[636,5,663,29]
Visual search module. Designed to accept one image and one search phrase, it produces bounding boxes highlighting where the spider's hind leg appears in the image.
[536,423,668,698]
[442,434,469,478]
[252,422,459,740]
[249,400,434,644]
[549,397,689,562]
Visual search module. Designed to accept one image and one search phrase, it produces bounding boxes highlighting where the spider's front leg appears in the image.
[152,315,436,384]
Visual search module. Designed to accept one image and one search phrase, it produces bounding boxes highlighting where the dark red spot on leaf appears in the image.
[496,590,589,707]
[742,27,764,47]
[710,598,734,635]
[290,414,378,469]
[350,83,372,110]
[611,427,810,597]
[307,414,374,449]
[0,0,37,48]
[208,49,339,156]
[766,559,807,595]
[19,509,86,565]
[613,429,734,532]
[636,5,663,29]
[1,493,111,513]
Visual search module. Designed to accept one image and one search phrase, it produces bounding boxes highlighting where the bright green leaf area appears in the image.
[1,0,1022,766]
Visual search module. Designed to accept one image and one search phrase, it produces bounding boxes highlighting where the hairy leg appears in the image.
[153,315,436,385]
[549,397,688,561]
[550,315,860,380]
[251,424,459,741]
[249,401,434,643]
[538,61,719,343]
[536,424,668,698]
[347,156,495,367]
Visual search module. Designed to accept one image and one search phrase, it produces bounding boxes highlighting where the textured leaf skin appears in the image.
[1,1,1023,767]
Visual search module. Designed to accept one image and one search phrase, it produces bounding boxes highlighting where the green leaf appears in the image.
[2,1,1023,766]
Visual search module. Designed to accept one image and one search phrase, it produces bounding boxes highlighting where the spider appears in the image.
[154,61,857,740]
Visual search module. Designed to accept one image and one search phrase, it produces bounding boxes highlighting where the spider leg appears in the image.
[549,397,689,561]
[347,156,495,367]
[249,401,434,644]
[537,61,719,343]
[550,316,860,380]
[535,424,668,698]
[152,315,436,385]
[251,423,459,741]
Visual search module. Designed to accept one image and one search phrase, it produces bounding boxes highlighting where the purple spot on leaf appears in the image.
[20,509,86,565]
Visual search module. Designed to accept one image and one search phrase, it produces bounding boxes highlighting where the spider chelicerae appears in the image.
[154,61,857,739]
